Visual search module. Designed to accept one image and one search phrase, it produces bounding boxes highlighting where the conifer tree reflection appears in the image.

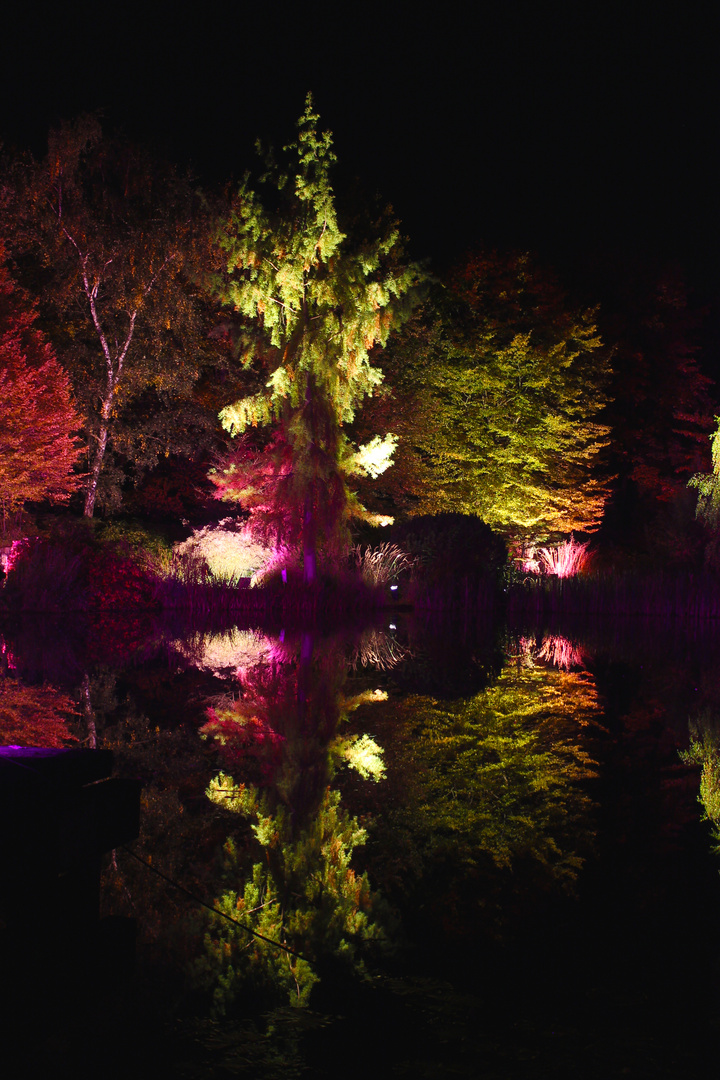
[198,631,389,1011]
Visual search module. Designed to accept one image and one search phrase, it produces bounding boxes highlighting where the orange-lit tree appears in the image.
[0,245,81,531]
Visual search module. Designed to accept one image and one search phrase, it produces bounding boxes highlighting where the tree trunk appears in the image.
[83,395,112,517]
[302,493,317,586]
[80,673,97,748]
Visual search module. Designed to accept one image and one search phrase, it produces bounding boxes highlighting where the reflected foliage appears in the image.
[362,661,600,916]
[0,673,76,746]
[198,634,389,1011]
[200,783,382,1010]
[683,711,720,828]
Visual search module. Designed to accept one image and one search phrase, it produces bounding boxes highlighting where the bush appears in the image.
[388,513,507,583]
[2,518,160,611]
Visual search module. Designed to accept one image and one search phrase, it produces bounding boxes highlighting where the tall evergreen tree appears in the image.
[210,96,425,583]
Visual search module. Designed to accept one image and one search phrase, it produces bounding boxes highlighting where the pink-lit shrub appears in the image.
[523,536,590,578]
[536,634,586,670]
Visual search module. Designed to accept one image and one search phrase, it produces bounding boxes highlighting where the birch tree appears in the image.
[11,116,214,516]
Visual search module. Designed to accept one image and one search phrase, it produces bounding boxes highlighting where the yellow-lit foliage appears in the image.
[383,662,600,883]
[683,712,720,824]
[372,252,612,541]
[200,784,384,1011]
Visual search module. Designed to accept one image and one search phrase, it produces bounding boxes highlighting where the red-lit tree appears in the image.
[0,244,81,531]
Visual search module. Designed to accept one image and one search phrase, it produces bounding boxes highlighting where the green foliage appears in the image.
[332,732,387,781]
[371,253,612,541]
[210,95,425,578]
[200,781,384,1012]
[682,712,720,825]
[387,662,599,883]
[689,417,720,567]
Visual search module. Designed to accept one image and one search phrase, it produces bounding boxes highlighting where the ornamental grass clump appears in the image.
[352,542,416,587]
[527,536,591,578]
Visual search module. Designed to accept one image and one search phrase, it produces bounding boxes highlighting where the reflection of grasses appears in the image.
[508,569,720,621]
[514,633,586,671]
[349,627,410,671]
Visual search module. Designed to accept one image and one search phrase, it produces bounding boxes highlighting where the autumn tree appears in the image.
[365,252,612,542]
[0,244,81,530]
[362,658,599,897]
[0,676,77,747]
[5,116,225,516]
[210,96,425,583]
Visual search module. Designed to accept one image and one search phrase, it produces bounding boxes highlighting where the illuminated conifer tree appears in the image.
[211,96,424,583]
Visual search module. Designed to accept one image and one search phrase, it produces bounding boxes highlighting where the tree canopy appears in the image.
[366,252,612,542]
[3,116,225,516]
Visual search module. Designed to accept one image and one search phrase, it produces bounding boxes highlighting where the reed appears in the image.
[506,568,720,622]
[156,559,391,623]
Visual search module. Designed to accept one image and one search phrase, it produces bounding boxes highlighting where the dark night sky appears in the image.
[1,2,717,298]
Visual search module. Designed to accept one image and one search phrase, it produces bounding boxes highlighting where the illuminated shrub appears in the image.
[390,513,507,581]
[172,518,274,583]
[4,527,157,611]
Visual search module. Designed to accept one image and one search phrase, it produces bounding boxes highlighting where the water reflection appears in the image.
[0,676,77,747]
[197,631,390,1010]
[685,710,720,831]
[3,612,718,1075]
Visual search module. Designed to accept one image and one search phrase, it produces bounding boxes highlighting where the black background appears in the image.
[1,2,717,305]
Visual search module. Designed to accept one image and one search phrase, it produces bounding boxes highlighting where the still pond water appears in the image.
[2,608,720,1078]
